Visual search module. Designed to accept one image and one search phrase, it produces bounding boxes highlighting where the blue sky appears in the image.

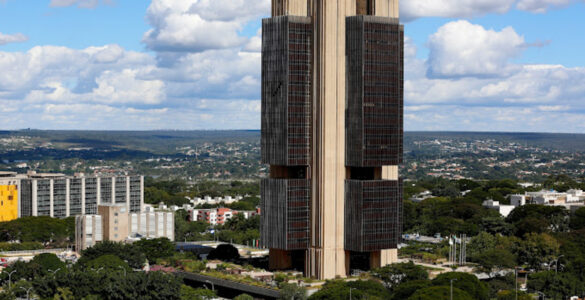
[0,0,584,132]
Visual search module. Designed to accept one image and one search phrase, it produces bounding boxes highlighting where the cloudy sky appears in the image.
[0,0,584,132]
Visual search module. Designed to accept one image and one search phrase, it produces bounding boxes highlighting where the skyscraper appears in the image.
[261,0,403,279]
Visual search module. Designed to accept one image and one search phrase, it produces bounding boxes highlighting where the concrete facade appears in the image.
[19,175,144,218]
[262,0,403,279]
[75,205,174,251]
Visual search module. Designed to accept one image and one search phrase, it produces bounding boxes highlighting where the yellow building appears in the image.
[0,176,19,222]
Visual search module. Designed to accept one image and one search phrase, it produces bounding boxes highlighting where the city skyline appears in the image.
[0,0,584,132]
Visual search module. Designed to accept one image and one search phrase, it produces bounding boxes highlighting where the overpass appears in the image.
[176,271,280,299]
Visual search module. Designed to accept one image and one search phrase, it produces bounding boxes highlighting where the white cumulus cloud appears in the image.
[0,32,28,45]
[427,21,526,78]
[49,0,112,9]
[143,0,269,52]
[400,0,582,20]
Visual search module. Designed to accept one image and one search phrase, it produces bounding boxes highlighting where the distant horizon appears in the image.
[4,128,585,136]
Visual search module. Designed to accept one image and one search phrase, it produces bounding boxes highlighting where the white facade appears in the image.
[75,215,103,251]
[20,175,144,218]
[482,200,516,218]
[510,189,585,207]
[129,211,175,241]
[187,195,244,206]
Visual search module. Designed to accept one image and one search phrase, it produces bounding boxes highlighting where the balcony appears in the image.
[345,179,402,252]
[260,178,310,250]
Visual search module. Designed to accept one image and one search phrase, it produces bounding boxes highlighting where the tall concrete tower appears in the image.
[261,0,403,280]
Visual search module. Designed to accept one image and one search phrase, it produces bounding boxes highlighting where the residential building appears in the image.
[128,211,174,241]
[191,207,260,226]
[261,0,403,279]
[19,173,144,218]
[0,172,19,221]
[482,200,515,218]
[75,204,174,251]
[98,204,129,242]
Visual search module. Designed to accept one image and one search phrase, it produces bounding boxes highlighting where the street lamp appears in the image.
[6,270,16,290]
[450,279,457,300]
[20,286,33,300]
[205,280,214,291]
[48,268,61,276]
[349,287,356,300]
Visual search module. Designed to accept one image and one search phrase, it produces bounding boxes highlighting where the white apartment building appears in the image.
[20,173,144,218]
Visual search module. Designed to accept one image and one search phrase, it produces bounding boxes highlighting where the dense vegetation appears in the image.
[0,238,207,300]
[0,216,75,247]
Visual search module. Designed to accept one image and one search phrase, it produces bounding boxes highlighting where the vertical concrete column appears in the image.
[49,179,54,218]
[81,178,86,215]
[126,176,131,212]
[32,180,38,217]
[308,0,355,280]
[140,176,145,212]
[65,179,70,217]
[272,0,309,16]
[373,0,399,18]
[96,177,101,206]
[111,176,116,204]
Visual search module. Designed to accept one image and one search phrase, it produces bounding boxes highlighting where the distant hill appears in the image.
[2,130,585,153]
[405,131,585,152]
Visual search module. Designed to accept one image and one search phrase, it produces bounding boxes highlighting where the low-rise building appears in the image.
[190,207,260,225]
[510,189,585,207]
[482,200,516,217]
[75,204,174,251]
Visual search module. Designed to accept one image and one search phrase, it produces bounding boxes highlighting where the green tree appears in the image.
[496,290,532,300]
[392,280,432,300]
[134,238,176,263]
[570,207,585,230]
[279,283,307,300]
[467,232,497,259]
[372,261,429,290]
[408,286,473,300]
[79,241,146,269]
[180,285,216,300]
[309,280,390,300]
[528,271,582,300]
[31,253,66,274]
[234,294,254,300]
[53,287,75,300]
[515,233,560,270]
[475,249,517,277]
[432,272,489,300]
[86,254,131,271]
